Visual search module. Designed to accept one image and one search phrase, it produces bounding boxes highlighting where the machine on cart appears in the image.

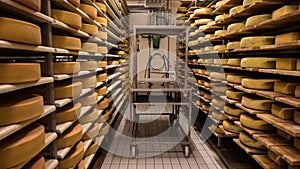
[130,25,192,158]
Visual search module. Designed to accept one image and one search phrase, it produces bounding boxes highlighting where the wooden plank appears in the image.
[274,122,300,137]
[0,40,55,52]
[45,159,59,169]
[223,112,240,121]
[219,125,239,137]
[236,103,268,115]
[255,134,290,149]
[271,145,300,165]
[276,96,300,108]
[259,69,300,77]
[256,91,286,100]
[233,139,267,155]
[252,155,286,169]
[257,114,290,126]
[240,125,272,136]
[234,86,258,94]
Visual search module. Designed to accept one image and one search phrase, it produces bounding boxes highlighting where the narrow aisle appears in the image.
[95,111,226,169]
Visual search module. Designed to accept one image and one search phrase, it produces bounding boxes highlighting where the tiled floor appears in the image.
[96,106,226,169]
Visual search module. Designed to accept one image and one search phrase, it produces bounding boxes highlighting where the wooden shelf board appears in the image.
[273,122,300,137]
[255,134,290,149]
[235,103,268,115]
[54,98,72,108]
[270,145,300,166]
[240,125,273,136]
[45,159,59,169]
[223,112,240,121]
[57,142,76,159]
[0,40,55,52]
[276,96,300,108]
[208,127,228,138]
[256,114,290,126]
[259,69,300,77]
[84,139,93,153]
[219,125,239,137]
[252,155,286,169]
[52,20,89,38]
[234,86,258,94]
[233,138,267,155]
[256,91,286,100]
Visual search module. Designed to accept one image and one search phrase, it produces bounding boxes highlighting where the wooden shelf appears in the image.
[83,139,93,153]
[219,125,239,137]
[57,142,77,159]
[259,69,300,77]
[0,105,56,140]
[240,124,273,136]
[252,155,286,169]
[235,103,268,115]
[254,134,290,149]
[223,112,240,121]
[273,122,300,137]
[52,20,89,38]
[0,40,55,53]
[257,114,290,126]
[233,138,267,155]
[270,145,300,165]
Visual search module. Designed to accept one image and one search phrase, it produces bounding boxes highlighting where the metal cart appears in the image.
[130,25,192,158]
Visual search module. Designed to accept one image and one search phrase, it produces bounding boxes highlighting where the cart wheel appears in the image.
[184,145,189,158]
[131,145,137,158]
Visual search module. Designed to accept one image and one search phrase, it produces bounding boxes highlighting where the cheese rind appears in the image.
[95,2,106,13]
[240,132,266,149]
[79,108,98,124]
[241,114,274,131]
[195,19,213,26]
[272,5,298,19]
[57,123,83,149]
[274,81,299,95]
[99,98,109,110]
[78,92,98,106]
[226,90,244,100]
[81,43,98,53]
[54,62,80,74]
[243,0,264,7]
[84,141,98,156]
[0,124,45,168]
[210,72,226,80]
[51,9,82,29]
[56,103,81,124]
[228,59,241,66]
[97,31,108,40]
[240,36,275,48]
[227,22,245,33]
[241,57,276,68]
[214,45,227,51]
[194,8,212,15]
[97,73,107,82]
[96,86,107,96]
[53,36,81,51]
[223,120,242,133]
[99,124,109,136]
[271,103,295,120]
[24,155,46,169]
[0,63,41,84]
[82,123,99,140]
[242,78,277,90]
[68,0,80,7]
[98,61,107,68]
[0,17,41,45]
[224,104,244,116]
[78,76,97,88]
[98,46,108,54]
[80,24,98,35]
[55,82,82,99]
[227,74,245,84]
[229,6,244,16]
[79,4,97,19]
[245,14,271,27]
[215,14,228,22]
[212,111,227,121]
[0,94,44,126]
[294,111,300,125]
[97,111,110,123]
[80,61,97,71]
[211,124,225,134]
[58,141,84,169]
[212,98,225,108]
[242,95,274,111]
[214,30,228,37]
[95,17,107,27]
[15,0,41,11]
[275,32,300,45]
[276,58,297,70]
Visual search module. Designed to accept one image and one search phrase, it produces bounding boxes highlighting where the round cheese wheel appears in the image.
[82,123,99,140]
[24,155,46,169]
[57,123,83,149]
[98,46,108,54]
[81,43,98,53]
[276,32,300,45]
[79,4,97,19]
[215,14,228,22]
[214,30,227,37]
[241,57,276,68]
[227,41,240,50]
[272,5,298,19]
[271,103,295,120]
[229,5,244,16]
[78,92,98,106]
[0,17,41,45]
[0,94,43,126]
[77,76,97,88]
[54,62,80,74]
[214,45,227,51]
[240,36,275,48]
[243,0,263,7]
[276,58,297,70]
[80,61,97,71]
[75,160,85,169]
[239,132,266,150]
[58,141,84,169]
[55,82,82,99]
[53,35,81,51]
[212,98,224,108]
[274,81,299,95]
[56,103,81,124]
[98,61,107,68]
[211,124,225,134]
[195,19,213,26]
[246,14,271,27]
[214,59,228,65]
[0,124,45,168]
[95,2,106,13]
[242,95,274,111]
[228,58,241,66]
[227,22,245,32]
[224,104,244,116]
[68,0,80,7]
[223,120,242,133]
[97,31,108,40]
[111,61,120,65]
[194,8,212,15]
[97,111,110,123]
[212,111,227,121]
[227,74,245,84]
[241,114,274,131]
[98,98,109,110]
[80,24,98,35]
[84,141,98,156]
[96,86,107,96]
[212,85,227,94]
[294,110,300,125]
[119,59,127,64]
[0,63,41,84]
[97,73,107,82]
[96,17,107,27]
[99,124,109,136]
[177,7,187,13]
[51,9,82,29]
[79,108,98,124]
[226,90,244,100]
[15,0,41,11]
[242,78,278,90]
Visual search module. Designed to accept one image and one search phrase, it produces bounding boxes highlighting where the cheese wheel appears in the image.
[226,90,244,100]
[242,78,277,90]
[82,123,99,140]
[272,5,298,19]
[96,86,107,96]
[95,2,106,13]
[277,129,292,141]
[224,104,244,117]
[0,17,41,45]
[227,74,245,84]
[0,63,41,84]
[68,0,80,7]
[97,31,108,40]
[294,138,300,151]
[243,0,265,7]
[97,111,110,123]
[98,61,107,68]
[80,24,98,35]
[195,19,213,26]
[274,81,299,95]
[205,34,215,40]
[212,111,227,121]
[240,132,266,149]
[294,111,300,125]
[214,59,228,65]
[276,58,297,70]
[97,73,107,82]
[51,9,82,29]
[24,155,46,169]
[227,22,245,33]
[117,51,127,56]
[0,124,45,168]
[207,21,216,26]
[75,160,85,169]
[211,124,225,134]
[78,76,97,88]
[212,85,227,94]
[204,81,211,88]
[53,35,81,51]
[241,57,276,68]
[295,86,300,98]
[204,93,211,100]
[79,4,97,19]
[79,108,98,124]
[96,17,107,27]
[229,6,244,16]
[223,120,242,133]
[216,0,226,8]
[54,62,80,74]
[99,124,109,136]
[98,46,108,54]
[81,43,98,53]
[58,141,84,169]
[55,82,82,99]
[15,0,41,11]
[99,98,109,110]
[245,14,271,27]
[215,14,228,22]
[80,61,97,71]
[214,45,227,51]
[227,41,241,50]
[110,61,120,65]
[57,123,83,149]
[194,8,212,15]
[228,58,241,66]
[177,7,187,13]
[240,36,275,48]
[212,98,224,108]
[272,103,295,120]
[210,72,226,80]
[241,114,274,131]
[242,95,274,111]
[268,150,288,166]
[84,141,98,156]
[298,59,300,71]
[0,94,43,126]
[275,32,300,45]
[119,59,127,64]
[214,30,228,37]
[56,103,81,124]
[78,92,98,106]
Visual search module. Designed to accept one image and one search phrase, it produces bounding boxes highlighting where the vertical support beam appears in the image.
[184,27,189,88]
